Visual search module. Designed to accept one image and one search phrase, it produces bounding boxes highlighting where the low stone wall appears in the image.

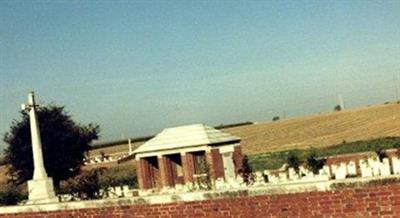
[1,177,400,217]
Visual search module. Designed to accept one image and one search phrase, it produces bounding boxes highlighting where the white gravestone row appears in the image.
[249,155,400,186]
[84,154,131,165]
[58,185,133,202]
[98,185,133,199]
[359,157,393,178]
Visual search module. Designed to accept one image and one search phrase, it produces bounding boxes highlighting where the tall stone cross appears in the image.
[22,91,58,204]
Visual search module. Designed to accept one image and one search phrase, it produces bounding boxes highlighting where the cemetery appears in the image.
[1,92,399,217]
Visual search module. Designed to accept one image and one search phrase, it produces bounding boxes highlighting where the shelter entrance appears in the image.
[191,151,207,174]
[165,154,184,186]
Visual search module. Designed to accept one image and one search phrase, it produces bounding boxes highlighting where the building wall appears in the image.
[2,183,399,218]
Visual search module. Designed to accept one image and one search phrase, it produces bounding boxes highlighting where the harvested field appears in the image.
[224,103,400,154]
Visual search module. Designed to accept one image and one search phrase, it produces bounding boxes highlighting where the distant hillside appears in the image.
[225,103,400,154]
[89,103,400,157]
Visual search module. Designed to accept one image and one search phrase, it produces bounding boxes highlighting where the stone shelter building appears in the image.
[132,124,243,190]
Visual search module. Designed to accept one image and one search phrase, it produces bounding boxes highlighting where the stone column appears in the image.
[24,92,58,204]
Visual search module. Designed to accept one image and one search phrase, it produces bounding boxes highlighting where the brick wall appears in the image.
[1,183,400,218]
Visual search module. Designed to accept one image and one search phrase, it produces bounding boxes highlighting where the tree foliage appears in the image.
[60,168,105,200]
[286,151,300,173]
[239,155,254,185]
[306,150,326,174]
[272,116,280,122]
[3,105,99,187]
[0,184,27,206]
[334,105,342,111]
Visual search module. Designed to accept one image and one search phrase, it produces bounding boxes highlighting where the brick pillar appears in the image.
[136,159,144,190]
[233,146,243,176]
[182,153,194,184]
[158,156,171,188]
[138,158,150,189]
[206,149,224,180]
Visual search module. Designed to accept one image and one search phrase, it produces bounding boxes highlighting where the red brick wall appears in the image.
[2,183,400,218]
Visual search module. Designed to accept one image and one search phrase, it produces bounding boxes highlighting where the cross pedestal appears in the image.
[27,178,57,204]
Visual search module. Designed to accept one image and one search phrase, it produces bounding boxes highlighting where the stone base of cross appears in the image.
[27,178,58,204]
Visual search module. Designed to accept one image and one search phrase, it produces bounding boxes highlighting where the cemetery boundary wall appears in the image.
[1,177,400,218]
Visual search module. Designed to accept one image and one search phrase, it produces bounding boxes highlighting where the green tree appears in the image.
[286,151,300,173]
[306,149,326,174]
[239,155,254,185]
[272,116,280,122]
[334,105,342,111]
[3,105,99,188]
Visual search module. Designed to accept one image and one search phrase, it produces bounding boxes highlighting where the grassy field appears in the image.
[248,137,400,171]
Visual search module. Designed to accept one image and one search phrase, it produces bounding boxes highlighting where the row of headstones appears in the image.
[99,185,133,198]
[327,156,400,179]
[252,156,400,185]
[58,185,134,202]
[83,154,129,165]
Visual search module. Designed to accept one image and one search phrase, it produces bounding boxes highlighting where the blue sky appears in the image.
[1,1,399,150]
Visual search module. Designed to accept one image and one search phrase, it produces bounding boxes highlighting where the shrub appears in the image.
[194,158,211,190]
[334,105,342,111]
[272,116,280,122]
[375,147,388,162]
[0,185,27,206]
[306,149,326,174]
[98,164,137,189]
[239,155,254,185]
[286,151,301,173]
[60,168,105,200]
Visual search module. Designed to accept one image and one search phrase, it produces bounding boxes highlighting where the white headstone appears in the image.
[392,156,400,174]
[279,172,288,182]
[371,160,380,176]
[380,158,391,176]
[359,159,373,178]
[322,165,331,177]
[253,171,265,186]
[115,186,123,197]
[334,163,347,179]
[122,185,130,197]
[268,174,279,184]
[288,168,299,180]
[347,161,357,176]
